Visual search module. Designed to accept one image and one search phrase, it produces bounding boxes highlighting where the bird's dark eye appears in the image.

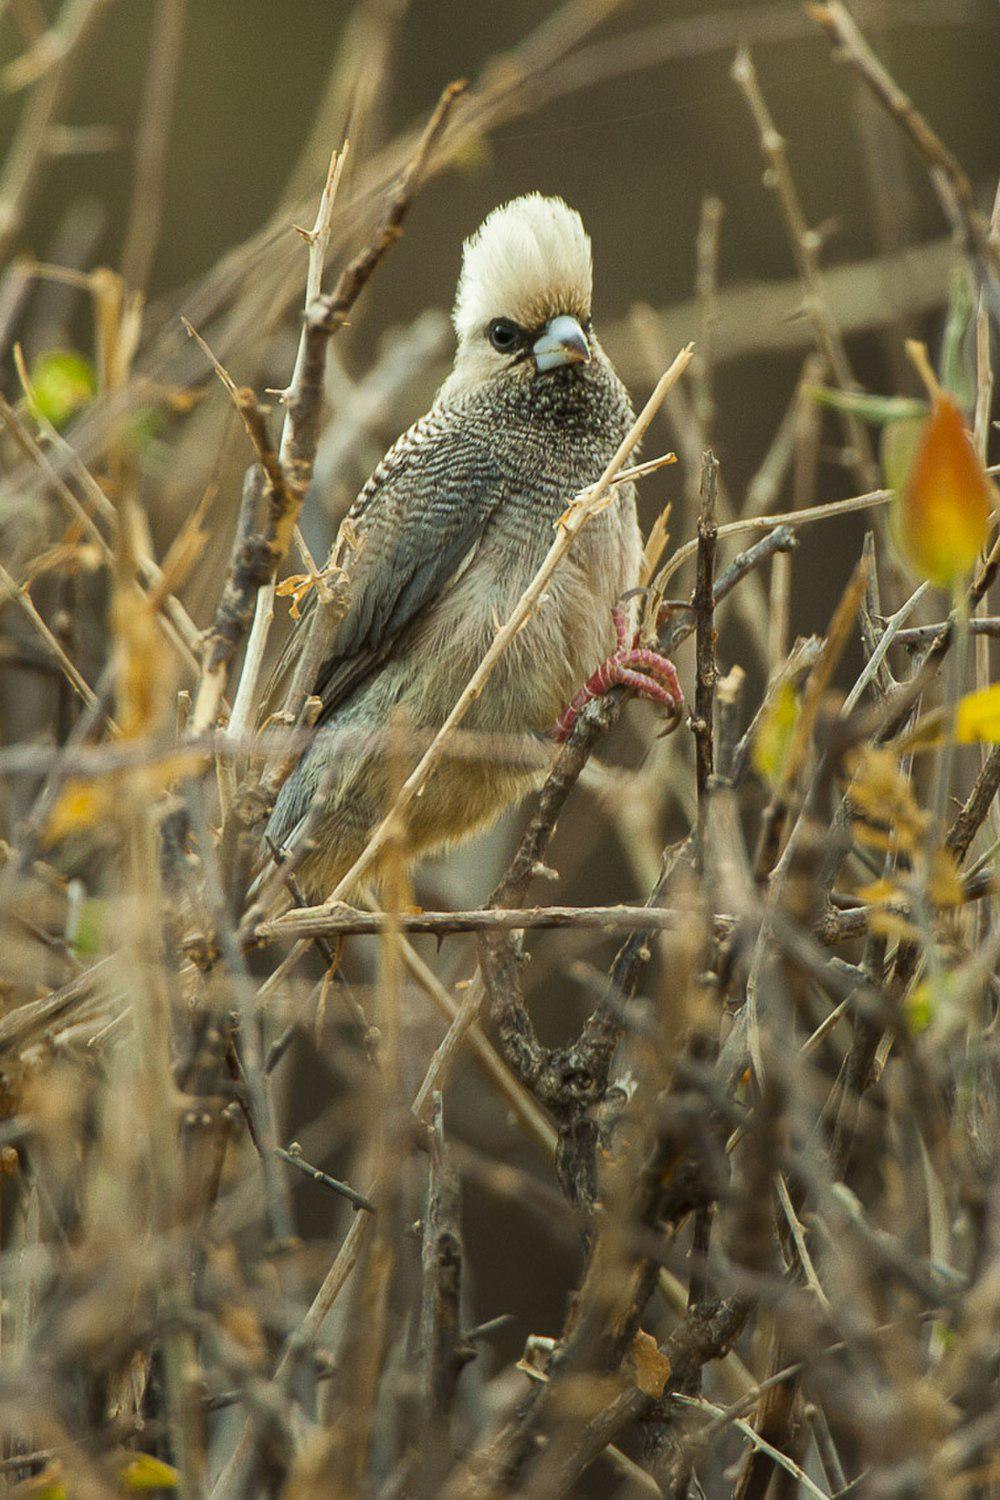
[487,318,524,354]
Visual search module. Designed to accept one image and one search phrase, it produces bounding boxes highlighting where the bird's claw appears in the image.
[551,606,683,743]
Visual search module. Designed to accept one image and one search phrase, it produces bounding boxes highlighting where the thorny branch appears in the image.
[185,79,467,737]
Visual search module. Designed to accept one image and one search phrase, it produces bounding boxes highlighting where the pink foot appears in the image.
[551,606,683,743]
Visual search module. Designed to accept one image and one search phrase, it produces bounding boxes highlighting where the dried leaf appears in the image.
[276,572,316,620]
[631,1329,671,1397]
[219,1302,267,1365]
[851,823,901,855]
[111,585,175,740]
[640,501,671,586]
[44,752,207,845]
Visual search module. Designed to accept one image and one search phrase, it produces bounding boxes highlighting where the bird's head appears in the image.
[444,194,596,399]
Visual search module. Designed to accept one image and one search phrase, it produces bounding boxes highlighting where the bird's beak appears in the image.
[532,314,591,372]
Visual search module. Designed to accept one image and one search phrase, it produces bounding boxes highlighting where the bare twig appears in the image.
[275,1145,375,1214]
[258,903,704,942]
[806,1,1000,290]
[0,0,112,261]
[120,0,186,293]
[731,46,878,491]
[693,450,719,823]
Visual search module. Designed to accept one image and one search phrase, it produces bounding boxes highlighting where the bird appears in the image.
[262,193,681,901]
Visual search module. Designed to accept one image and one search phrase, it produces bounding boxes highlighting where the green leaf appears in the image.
[28,350,96,429]
[938,265,976,409]
[69,897,105,956]
[811,385,927,427]
[752,679,799,789]
[905,982,935,1035]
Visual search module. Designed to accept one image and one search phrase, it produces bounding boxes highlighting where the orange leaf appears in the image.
[631,1329,671,1397]
[894,393,994,589]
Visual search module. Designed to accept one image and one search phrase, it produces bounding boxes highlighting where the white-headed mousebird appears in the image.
[263,195,682,899]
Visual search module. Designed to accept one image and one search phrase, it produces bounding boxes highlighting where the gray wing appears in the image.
[308,401,505,722]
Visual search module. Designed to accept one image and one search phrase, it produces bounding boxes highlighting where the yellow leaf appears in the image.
[846,746,926,855]
[893,392,994,589]
[851,823,900,855]
[631,1329,671,1398]
[44,778,114,842]
[955,682,1000,744]
[856,878,898,905]
[928,847,963,908]
[868,909,922,944]
[44,750,207,846]
[118,1453,180,1491]
[752,679,799,788]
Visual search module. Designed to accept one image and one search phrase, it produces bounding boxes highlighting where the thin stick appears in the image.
[806,1,1000,287]
[692,193,723,438]
[120,0,187,293]
[275,1146,375,1214]
[0,558,99,711]
[693,450,718,823]
[656,484,894,587]
[228,145,347,744]
[0,391,204,675]
[769,355,822,669]
[0,0,111,262]
[670,1393,833,1500]
[732,46,878,491]
[842,582,930,714]
[261,903,698,942]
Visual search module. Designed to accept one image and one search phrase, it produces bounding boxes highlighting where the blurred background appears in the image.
[1,1,998,1483]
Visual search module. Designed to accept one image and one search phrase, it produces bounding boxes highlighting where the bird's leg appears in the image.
[551,605,683,743]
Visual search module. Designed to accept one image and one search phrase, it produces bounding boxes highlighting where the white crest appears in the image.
[452,194,593,343]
